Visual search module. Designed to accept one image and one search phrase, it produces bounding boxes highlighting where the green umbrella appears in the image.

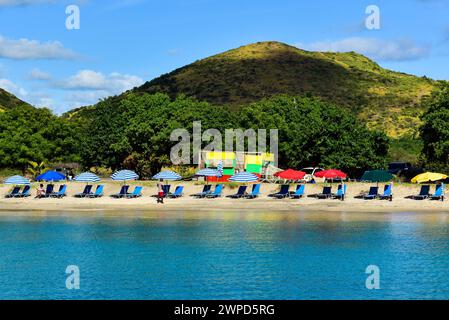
[361,170,394,186]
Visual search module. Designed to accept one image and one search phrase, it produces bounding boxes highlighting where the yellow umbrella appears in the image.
[411,172,448,184]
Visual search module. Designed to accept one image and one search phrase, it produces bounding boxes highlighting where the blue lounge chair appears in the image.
[378,184,393,201]
[36,184,54,198]
[269,185,290,198]
[162,185,171,198]
[430,184,445,201]
[245,184,261,199]
[317,186,333,199]
[15,185,31,198]
[333,184,347,200]
[168,186,184,198]
[192,184,212,198]
[206,184,224,198]
[51,185,67,198]
[89,185,104,198]
[75,185,93,198]
[290,185,305,199]
[227,186,247,199]
[111,185,129,198]
[363,186,379,200]
[410,185,430,200]
[127,186,143,198]
[5,186,21,198]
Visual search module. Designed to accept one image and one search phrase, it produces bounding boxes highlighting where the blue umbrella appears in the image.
[195,168,222,177]
[217,161,223,176]
[152,171,181,181]
[4,175,30,185]
[111,170,139,182]
[228,172,259,183]
[74,172,101,183]
[36,171,66,182]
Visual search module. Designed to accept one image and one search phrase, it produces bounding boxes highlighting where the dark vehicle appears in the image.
[388,162,423,180]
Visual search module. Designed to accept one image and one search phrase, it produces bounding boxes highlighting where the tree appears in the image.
[420,84,449,171]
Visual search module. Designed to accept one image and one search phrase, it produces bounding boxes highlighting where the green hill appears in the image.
[136,41,439,137]
[0,88,31,112]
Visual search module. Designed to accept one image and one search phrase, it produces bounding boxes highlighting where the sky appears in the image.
[0,0,448,114]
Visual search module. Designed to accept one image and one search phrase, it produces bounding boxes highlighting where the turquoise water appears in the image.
[0,211,448,300]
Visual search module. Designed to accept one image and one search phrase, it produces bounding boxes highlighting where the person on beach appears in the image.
[36,184,45,198]
[157,179,164,204]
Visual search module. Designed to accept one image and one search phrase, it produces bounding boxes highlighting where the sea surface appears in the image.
[0,210,448,300]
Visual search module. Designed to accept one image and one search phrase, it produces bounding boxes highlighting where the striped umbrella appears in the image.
[195,168,222,177]
[4,175,30,185]
[74,172,101,183]
[111,170,139,182]
[152,171,181,181]
[228,172,259,183]
[217,161,223,176]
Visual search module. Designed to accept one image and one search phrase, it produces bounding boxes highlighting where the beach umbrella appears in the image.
[228,172,259,183]
[111,170,139,183]
[217,161,223,176]
[36,170,66,182]
[74,172,101,184]
[315,169,347,180]
[152,170,181,181]
[4,175,30,185]
[195,168,222,185]
[361,170,393,186]
[411,172,448,184]
[274,169,306,181]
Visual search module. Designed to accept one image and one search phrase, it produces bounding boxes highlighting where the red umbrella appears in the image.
[274,169,306,180]
[315,169,347,179]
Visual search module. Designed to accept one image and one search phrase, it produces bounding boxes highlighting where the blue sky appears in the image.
[0,0,448,113]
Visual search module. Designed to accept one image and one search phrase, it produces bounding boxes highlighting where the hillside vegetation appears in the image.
[0,88,31,112]
[137,41,439,137]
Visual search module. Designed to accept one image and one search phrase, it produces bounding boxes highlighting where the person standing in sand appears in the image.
[157,179,164,204]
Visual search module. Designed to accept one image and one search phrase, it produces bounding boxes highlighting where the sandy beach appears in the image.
[1,181,449,215]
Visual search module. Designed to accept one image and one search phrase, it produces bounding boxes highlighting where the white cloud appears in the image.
[28,68,51,81]
[59,69,143,92]
[0,78,28,98]
[0,35,78,60]
[299,37,430,61]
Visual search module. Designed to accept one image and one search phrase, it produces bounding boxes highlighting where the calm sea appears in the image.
[0,210,448,300]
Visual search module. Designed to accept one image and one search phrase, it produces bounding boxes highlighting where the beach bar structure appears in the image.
[198,150,275,182]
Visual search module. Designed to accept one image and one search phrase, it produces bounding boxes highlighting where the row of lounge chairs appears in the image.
[5,185,31,198]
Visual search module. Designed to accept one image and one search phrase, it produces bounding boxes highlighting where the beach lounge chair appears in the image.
[410,185,430,200]
[315,186,333,199]
[36,184,54,198]
[168,186,184,198]
[429,184,445,201]
[5,186,21,198]
[272,185,290,199]
[192,184,212,198]
[75,185,93,198]
[162,185,171,197]
[290,185,305,199]
[88,185,104,198]
[378,184,393,201]
[245,184,261,199]
[127,186,143,198]
[227,186,247,199]
[206,184,224,198]
[363,187,379,200]
[51,185,67,198]
[333,184,347,200]
[111,185,129,198]
[15,185,31,198]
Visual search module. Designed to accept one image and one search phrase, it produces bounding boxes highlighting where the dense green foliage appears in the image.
[0,105,81,170]
[0,93,391,178]
[137,41,437,137]
[420,85,449,171]
[239,96,390,176]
